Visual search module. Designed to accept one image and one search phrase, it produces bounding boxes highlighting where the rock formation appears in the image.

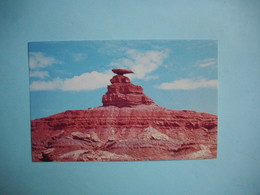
[102,69,154,107]
[31,69,217,162]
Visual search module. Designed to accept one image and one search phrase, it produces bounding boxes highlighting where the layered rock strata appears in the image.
[102,69,154,107]
[31,69,217,162]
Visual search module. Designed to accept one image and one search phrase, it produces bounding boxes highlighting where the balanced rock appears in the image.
[102,69,154,107]
[112,68,134,75]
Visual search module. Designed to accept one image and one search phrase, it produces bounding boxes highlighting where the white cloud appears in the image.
[30,78,63,91]
[197,58,216,68]
[62,71,112,91]
[30,71,113,91]
[110,49,169,80]
[72,53,87,62]
[156,78,218,90]
[29,71,49,79]
[29,52,62,69]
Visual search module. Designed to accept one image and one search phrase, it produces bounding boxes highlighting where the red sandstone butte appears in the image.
[31,69,217,162]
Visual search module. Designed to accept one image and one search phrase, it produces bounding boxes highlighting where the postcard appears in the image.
[29,40,218,161]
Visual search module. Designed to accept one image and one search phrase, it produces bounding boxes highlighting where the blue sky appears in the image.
[29,40,217,119]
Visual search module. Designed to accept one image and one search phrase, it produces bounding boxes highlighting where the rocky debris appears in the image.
[138,126,171,141]
[71,132,100,142]
[59,149,134,161]
[41,148,55,161]
[31,69,217,162]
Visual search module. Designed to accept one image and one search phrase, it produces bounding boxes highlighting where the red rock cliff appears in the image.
[31,69,217,162]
